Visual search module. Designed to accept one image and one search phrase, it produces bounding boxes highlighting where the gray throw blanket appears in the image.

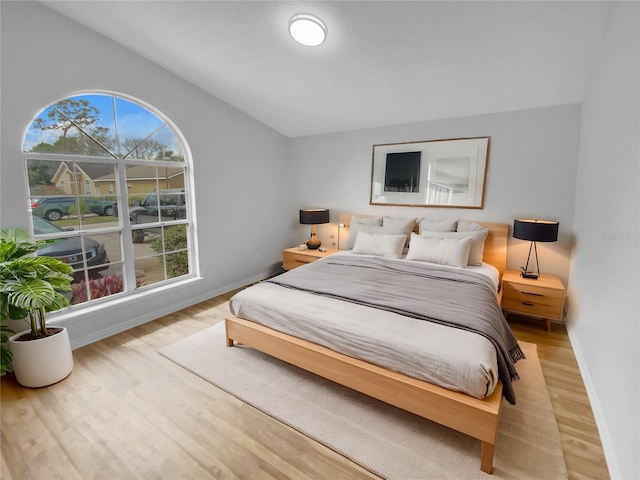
[267,255,524,404]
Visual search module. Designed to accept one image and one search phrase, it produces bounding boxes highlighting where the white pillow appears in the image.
[419,218,458,233]
[346,216,382,250]
[382,216,417,247]
[421,229,488,266]
[457,220,488,232]
[406,233,472,267]
[352,231,407,259]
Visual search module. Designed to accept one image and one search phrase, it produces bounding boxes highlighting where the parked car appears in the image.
[33,216,110,279]
[31,196,116,221]
[121,189,186,243]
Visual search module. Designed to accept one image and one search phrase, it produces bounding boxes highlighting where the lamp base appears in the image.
[521,242,541,279]
[521,271,539,279]
[306,224,321,250]
[306,237,321,250]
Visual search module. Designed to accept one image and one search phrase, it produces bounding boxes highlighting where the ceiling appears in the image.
[41,1,613,138]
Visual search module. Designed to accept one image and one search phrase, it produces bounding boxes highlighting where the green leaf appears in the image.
[0,228,31,244]
[0,242,37,263]
[1,256,74,283]
[7,304,29,320]
[45,292,70,312]
[1,348,13,373]
[46,277,73,291]
[8,279,56,310]
[1,322,15,373]
[0,324,14,342]
[0,228,39,262]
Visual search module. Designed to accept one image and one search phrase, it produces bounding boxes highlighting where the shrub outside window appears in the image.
[23,93,195,309]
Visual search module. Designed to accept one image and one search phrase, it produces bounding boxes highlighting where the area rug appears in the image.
[159,322,568,479]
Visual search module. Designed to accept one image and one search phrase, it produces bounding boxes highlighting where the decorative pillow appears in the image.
[382,216,417,247]
[352,231,407,259]
[421,229,488,266]
[406,233,472,267]
[457,220,488,232]
[346,216,382,250]
[358,225,388,235]
[419,218,458,233]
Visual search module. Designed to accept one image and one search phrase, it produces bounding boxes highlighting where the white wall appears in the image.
[289,104,581,286]
[0,2,292,346]
[569,3,640,479]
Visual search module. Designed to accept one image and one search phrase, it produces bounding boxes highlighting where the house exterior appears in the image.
[46,162,184,197]
[51,162,114,196]
[94,165,184,196]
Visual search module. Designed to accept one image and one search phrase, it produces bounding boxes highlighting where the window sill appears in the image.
[48,275,204,325]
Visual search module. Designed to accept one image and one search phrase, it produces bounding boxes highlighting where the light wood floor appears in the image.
[507,315,610,480]
[1,290,609,480]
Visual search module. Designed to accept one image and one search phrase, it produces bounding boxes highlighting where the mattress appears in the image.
[229,252,502,400]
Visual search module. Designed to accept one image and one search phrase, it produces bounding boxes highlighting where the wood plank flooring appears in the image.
[506,315,610,480]
[1,291,609,480]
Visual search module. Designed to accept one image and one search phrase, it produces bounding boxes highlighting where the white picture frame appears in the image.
[370,137,490,208]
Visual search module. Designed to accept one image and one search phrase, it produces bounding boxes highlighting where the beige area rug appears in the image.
[160,322,568,480]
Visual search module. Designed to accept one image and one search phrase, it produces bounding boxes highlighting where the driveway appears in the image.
[89,228,166,285]
[45,219,168,295]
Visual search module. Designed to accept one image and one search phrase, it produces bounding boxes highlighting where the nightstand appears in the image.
[282,247,340,271]
[501,270,565,332]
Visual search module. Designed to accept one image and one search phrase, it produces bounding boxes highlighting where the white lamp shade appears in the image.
[289,14,327,47]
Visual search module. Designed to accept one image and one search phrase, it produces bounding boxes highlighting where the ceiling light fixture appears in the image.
[289,13,327,47]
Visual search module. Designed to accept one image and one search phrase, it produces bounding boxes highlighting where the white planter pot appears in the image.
[8,327,74,388]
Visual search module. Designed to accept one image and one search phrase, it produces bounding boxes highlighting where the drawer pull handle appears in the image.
[522,302,535,307]
[295,259,310,263]
[523,291,543,297]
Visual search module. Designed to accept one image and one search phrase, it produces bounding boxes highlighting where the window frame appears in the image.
[22,91,199,315]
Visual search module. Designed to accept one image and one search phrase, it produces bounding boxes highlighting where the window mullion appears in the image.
[122,123,166,160]
[112,96,122,159]
[116,162,136,293]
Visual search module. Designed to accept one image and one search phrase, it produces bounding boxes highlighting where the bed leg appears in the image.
[224,320,234,347]
[480,441,494,474]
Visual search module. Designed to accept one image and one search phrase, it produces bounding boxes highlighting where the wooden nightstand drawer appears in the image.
[283,251,316,270]
[282,247,339,270]
[502,282,564,308]
[502,298,562,319]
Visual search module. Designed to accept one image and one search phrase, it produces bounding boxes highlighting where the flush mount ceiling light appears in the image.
[289,13,327,46]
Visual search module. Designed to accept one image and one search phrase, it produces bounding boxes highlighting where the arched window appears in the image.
[23,92,196,309]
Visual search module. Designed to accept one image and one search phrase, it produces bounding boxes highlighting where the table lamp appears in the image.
[513,219,559,279]
[299,209,330,250]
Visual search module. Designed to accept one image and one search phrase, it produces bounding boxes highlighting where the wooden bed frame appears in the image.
[225,217,509,474]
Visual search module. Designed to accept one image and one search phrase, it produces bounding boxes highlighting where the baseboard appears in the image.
[566,326,618,479]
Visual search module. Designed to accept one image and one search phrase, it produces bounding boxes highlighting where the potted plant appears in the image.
[0,227,74,387]
[1,323,13,375]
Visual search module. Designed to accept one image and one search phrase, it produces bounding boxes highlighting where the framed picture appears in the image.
[370,137,490,208]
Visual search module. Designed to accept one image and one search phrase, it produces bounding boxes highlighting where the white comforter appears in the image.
[229,253,501,400]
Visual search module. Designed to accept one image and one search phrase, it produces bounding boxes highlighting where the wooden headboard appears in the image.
[338,213,508,278]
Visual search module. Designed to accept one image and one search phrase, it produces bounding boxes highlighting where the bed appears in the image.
[225,215,517,474]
